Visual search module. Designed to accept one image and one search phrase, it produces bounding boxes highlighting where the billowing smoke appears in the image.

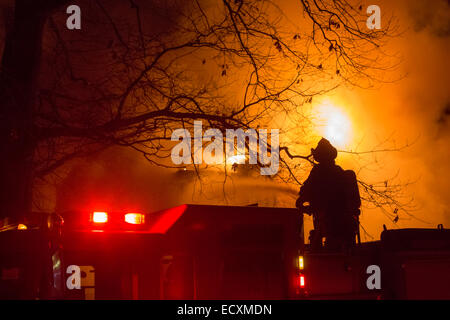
[53,147,297,214]
[33,0,450,241]
[337,0,450,238]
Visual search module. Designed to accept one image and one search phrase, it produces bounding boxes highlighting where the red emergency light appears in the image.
[92,211,108,223]
[299,274,305,288]
[63,207,187,234]
[70,210,150,232]
[296,255,306,294]
[124,213,145,225]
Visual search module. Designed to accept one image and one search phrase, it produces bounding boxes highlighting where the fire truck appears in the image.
[1,204,449,299]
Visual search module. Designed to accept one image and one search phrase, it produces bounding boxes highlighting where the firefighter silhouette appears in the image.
[296,138,361,251]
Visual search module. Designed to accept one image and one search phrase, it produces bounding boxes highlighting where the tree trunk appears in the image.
[0,0,46,219]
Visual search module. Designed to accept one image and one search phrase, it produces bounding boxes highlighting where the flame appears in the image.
[226,154,246,165]
[315,101,352,148]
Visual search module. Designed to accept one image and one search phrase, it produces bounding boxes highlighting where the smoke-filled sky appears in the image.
[335,0,450,238]
[286,0,450,238]
[1,0,448,241]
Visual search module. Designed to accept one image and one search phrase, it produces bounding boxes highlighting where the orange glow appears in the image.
[125,213,145,225]
[299,275,305,288]
[226,154,246,165]
[315,100,352,148]
[17,224,27,230]
[92,211,108,223]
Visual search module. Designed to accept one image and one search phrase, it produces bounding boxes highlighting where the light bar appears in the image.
[125,213,145,225]
[298,256,304,270]
[299,275,305,288]
[92,211,108,223]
